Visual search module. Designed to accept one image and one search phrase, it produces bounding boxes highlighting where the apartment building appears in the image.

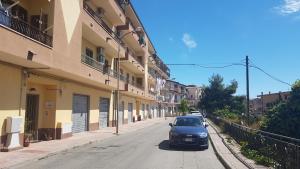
[186,85,202,108]
[163,80,187,116]
[0,0,169,150]
[250,91,290,116]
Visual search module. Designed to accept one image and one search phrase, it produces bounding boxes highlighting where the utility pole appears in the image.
[246,56,250,125]
[261,92,264,116]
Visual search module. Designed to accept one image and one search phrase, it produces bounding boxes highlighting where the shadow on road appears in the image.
[158,140,205,152]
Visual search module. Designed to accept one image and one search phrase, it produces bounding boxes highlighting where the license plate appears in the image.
[184,138,193,142]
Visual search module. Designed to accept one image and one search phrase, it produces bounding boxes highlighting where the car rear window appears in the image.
[174,118,202,127]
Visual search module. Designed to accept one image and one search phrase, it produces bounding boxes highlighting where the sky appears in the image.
[131,0,300,98]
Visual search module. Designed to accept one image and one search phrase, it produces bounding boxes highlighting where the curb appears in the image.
[208,120,254,169]
[208,133,232,169]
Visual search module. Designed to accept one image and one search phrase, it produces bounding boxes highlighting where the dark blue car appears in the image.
[169,116,209,149]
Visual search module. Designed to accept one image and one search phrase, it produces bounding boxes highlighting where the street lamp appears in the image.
[115,26,145,135]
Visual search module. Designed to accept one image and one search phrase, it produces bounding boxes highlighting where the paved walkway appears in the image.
[0,118,166,169]
[207,122,249,169]
[207,120,270,169]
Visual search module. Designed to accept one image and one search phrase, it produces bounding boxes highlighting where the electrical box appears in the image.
[5,116,23,150]
[6,116,23,133]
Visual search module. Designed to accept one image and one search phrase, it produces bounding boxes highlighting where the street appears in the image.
[12,119,224,169]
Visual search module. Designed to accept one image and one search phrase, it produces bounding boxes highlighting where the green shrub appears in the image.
[240,141,274,166]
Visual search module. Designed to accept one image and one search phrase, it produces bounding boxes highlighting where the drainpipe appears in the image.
[19,68,26,116]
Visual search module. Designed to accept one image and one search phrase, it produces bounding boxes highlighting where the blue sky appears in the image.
[131,0,300,98]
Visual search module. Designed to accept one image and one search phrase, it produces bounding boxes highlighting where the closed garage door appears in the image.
[118,101,124,126]
[72,95,89,133]
[128,103,133,123]
[99,98,109,128]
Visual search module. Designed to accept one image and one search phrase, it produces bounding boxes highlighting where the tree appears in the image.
[179,99,189,115]
[198,74,245,117]
[261,80,300,139]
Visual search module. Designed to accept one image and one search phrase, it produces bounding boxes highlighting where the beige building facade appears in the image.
[0,0,169,150]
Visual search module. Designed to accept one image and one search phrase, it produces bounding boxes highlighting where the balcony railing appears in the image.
[127,48,144,67]
[81,54,107,73]
[83,2,127,50]
[127,79,144,90]
[83,2,114,35]
[151,54,170,77]
[115,0,126,13]
[149,90,156,96]
[148,69,156,79]
[0,10,53,47]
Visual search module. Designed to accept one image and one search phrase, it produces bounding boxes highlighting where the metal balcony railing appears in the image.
[127,79,144,90]
[127,48,144,67]
[148,69,156,79]
[83,2,113,35]
[115,0,126,13]
[81,54,106,73]
[83,1,127,50]
[0,10,53,47]
[149,90,156,96]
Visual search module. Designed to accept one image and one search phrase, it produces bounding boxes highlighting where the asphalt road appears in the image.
[12,119,224,169]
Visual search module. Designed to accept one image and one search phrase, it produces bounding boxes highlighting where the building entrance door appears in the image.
[25,94,39,141]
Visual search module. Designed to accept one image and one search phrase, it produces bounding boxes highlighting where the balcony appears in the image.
[120,48,144,74]
[148,69,156,83]
[81,53,122,79]
[147,90,156,100]
[124,81,145,98]
[83,2,114,35]
[0,9,52,47]
[82,1,126,57]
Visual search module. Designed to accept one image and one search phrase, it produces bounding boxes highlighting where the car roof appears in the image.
[189,113,203,116]
[176,116,199,119]
[190,111,200,113]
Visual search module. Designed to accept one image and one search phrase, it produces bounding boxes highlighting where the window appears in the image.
[96,47,105,64]
[86,48,93,58]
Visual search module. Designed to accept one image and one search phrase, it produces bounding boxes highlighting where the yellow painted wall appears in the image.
[120,95,136,120]
[0,64,25,137]
[55,80,112,126]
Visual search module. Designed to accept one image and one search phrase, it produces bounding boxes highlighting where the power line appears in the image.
[248,59,291,86]
[166,58,291,87]
[166,63,245,69]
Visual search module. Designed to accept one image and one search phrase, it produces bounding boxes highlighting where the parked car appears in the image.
[187,113,208,127]
[169,116,209,149]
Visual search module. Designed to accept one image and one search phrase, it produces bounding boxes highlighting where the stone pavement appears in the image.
[0,118,166,169]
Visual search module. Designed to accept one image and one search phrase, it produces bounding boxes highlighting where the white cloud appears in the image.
[182,33,197,49]
[277,0,300,15]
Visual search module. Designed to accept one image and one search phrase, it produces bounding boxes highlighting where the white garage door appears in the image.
[72,95,89,133]
[99,98,109,128]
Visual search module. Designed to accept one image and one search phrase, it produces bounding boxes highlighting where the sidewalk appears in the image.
[0,118,166,169]
[207,121,249,169]
[208,120,270,169]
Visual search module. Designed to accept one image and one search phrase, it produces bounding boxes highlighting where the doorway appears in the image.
[25,94,39,141]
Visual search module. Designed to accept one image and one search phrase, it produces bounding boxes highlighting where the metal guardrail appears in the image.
[0,10,53,47]
[209,116,300,169]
